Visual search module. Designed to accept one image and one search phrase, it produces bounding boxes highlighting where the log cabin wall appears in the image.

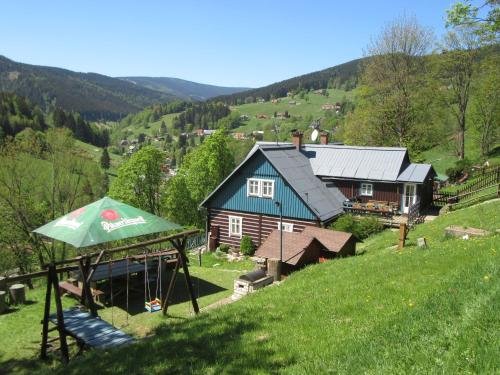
[208,208,318,248]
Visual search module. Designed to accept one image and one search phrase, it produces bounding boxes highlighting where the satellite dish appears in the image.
[311,129,319,142]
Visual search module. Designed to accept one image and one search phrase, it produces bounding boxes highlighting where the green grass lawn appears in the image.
[9,199,495,374]
[0,260,252,374]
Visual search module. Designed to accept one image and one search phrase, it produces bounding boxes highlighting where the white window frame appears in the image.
[277,222,294,232]
[247,178,275,199]
[261,179,274,198]
[228,215,243,238]
[360,183,373,197]
[247,179,260,197]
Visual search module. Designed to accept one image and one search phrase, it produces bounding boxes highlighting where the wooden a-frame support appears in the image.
[37,230,200,364]
[162,237,199,315]
[40,263,70,363]
[40,253,103,363]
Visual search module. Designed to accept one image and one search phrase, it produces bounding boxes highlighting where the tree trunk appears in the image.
[458,114,466,160]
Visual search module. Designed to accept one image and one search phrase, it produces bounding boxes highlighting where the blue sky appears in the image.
[1,1,457,87]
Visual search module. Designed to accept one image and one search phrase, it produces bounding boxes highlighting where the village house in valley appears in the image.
[201,131,435,249]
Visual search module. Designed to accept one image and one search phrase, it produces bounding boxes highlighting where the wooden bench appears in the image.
[59,281,104,303]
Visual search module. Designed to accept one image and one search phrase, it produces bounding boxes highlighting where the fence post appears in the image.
[398,223,407,250]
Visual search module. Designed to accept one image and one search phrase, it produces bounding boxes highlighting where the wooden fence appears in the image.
[407,197,423,228]
[433,166,500,208]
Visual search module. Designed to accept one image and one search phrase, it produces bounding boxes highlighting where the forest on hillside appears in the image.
[0,92,109,147]
[0,56,176,120]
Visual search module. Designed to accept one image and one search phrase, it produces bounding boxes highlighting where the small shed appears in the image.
[254,227,356,273]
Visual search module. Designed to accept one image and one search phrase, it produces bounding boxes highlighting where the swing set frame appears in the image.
[4,229,201,364]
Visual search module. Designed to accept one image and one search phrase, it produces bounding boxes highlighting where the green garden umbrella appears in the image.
[33,197,182,248]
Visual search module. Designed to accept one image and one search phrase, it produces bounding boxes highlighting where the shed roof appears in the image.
[255,227,354,266]
[396,163,435,183]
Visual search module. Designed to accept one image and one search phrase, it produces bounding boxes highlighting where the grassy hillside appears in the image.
[231,88,354,141]
[119,77,250,101]
[0,56,177,120]
[23,199,497,374]
[214,58,363,105]
[74,140,124,175]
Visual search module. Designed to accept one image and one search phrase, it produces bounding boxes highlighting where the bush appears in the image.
[330,214,384,240]
[240,235,255,256]
[218,243,230,253]
[446,158,473,182]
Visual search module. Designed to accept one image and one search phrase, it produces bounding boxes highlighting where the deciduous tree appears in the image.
[470,55,500,157]
[345,15,434,150]
[109,146,165,215]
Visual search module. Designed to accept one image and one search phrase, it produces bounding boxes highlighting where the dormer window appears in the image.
[247,178,275,199]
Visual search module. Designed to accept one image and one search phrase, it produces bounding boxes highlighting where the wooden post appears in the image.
[172,238,199,314]
[40,270,52,360]
[79,257,97,317]
[50,264,69,364]
[0,291,6,314]
[162,257,180,315]
[398,223,407,250]
[267,258,281,282]
[0,276,6,291]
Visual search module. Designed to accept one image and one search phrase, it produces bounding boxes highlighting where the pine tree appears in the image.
[100,147,111,170]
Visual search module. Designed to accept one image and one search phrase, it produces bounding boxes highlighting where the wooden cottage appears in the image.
[201,132,435,249]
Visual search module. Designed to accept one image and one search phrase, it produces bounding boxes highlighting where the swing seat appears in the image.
[145,298,162,313]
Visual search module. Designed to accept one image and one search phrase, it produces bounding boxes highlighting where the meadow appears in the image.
[1,199,497,374]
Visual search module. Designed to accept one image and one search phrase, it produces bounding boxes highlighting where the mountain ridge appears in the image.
[118,76,250,101]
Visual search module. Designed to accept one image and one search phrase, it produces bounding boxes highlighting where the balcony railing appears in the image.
[342,200,399,218]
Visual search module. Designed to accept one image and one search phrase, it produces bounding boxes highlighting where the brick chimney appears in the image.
[320,131,329,145]
[292,130,303,149]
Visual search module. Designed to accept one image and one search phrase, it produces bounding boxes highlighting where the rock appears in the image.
[417,237,427,247]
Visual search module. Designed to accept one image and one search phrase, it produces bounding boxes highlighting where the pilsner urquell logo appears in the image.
[54,207,85,230]
[100,209,146,233]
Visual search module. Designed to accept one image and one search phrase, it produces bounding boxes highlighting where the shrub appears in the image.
[240,235,255,256]
[446,158,473,182]
[330,214,384,240]
[218,243,230,253]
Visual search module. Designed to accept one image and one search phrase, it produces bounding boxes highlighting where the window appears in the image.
[248,179,260,197]
[277,222,294,232]
[360,183,373,196]
[247,178,274,199]
[228,216,242,238]
[261,180,274,198]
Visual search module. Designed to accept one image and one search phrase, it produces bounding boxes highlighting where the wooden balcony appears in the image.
[342,200,399,218]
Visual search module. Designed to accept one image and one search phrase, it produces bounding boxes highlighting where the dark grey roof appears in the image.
[397,163,435,183]
[259,145,346,221]
[303,144,408,181]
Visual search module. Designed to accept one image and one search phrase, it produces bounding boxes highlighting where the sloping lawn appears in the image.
[0,264,247,373]
[30,200,499,374]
